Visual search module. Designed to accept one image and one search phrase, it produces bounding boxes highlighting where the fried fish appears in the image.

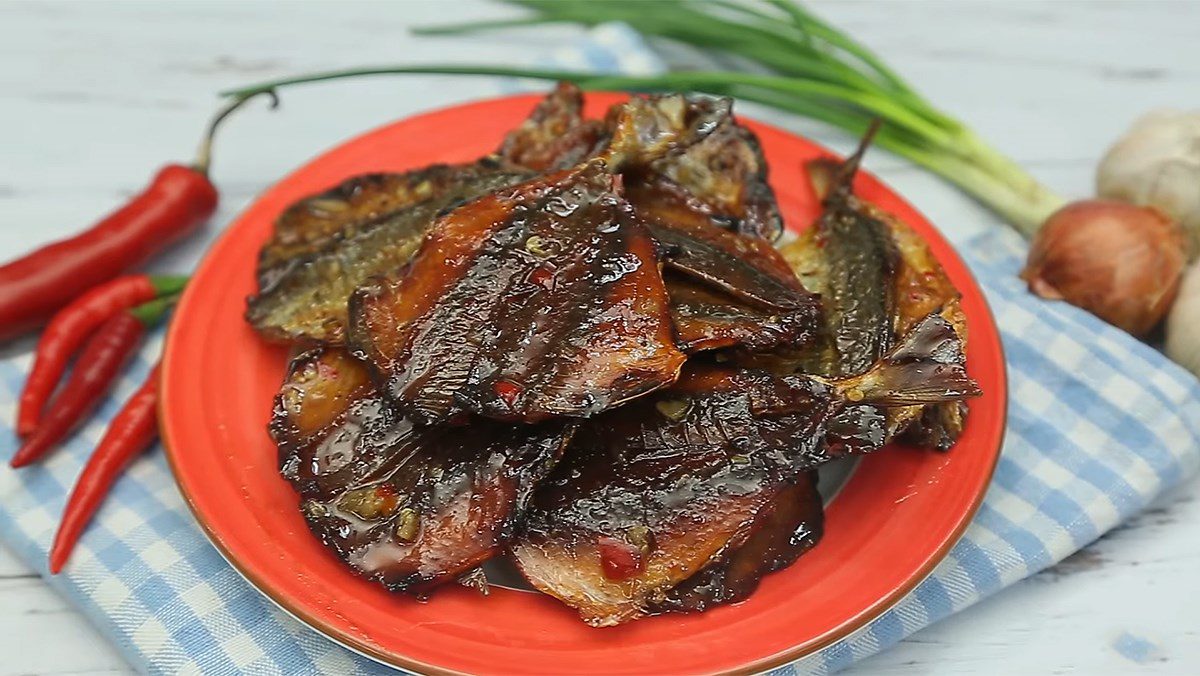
[247,162,532,344]
[272,347,573,593]
[780,126,970,447]
[513,313,978,626]
[349,95,730,425]
[248,83,613,345]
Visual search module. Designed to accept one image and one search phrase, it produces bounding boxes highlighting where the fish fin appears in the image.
[836,311,980,406]
[602,94,731,171]
[807,119,882,202]
[458,567,491,596]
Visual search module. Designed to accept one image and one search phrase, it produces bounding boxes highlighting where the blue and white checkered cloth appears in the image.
[1,24,1198,676]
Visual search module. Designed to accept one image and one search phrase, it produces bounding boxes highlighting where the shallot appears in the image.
[1021,200,1185,336]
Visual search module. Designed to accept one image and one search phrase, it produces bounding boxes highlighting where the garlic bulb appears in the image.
[1166,260,1200,377]
[1097,110,1200,256]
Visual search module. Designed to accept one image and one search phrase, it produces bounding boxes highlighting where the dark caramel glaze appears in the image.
[513,312,979,626]
[251,89,986,623]
[781,144,971,446]
[258,166,479,289]
[900,399,970,452]
[247,83,643,346]
[271,346,376,465]
[513,365,837,627]
[630,176,814,313]
[653,472,823,613]
[667,272,817,354]
[649,118,783,241]
[618,115,816,356]
[498,82,608,172]
[247,162,531,344]
[271,347,573,593]
[346,94,741,424]
[349,161,685,425]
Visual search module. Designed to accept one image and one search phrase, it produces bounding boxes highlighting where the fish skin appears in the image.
[600,94,732,171]
[349,94,737,424]
[650,117,784,241]
[246,163,532,344]
[779,148,972,446]
[249,83,619,346]
[271,347,573,594]
[814,188,900,375]
[514,316,978,625]
[257,166,479,290]
[513,365,834,627]
[349,161,685,424]
[652,472,823,613]
[623,114,815,355]
[666,272,818,354]
[514,88,813,357]
[497,81,608,172]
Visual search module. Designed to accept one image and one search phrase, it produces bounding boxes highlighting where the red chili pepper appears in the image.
[49,363,160,575]
[597,535,644,581]
[0,91,276,342]
[9,296,175,468]
[16,274,187,437]
[0,168,214,341]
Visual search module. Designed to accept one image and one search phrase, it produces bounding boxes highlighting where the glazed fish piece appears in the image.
[498,81,607,172]
[271,347,573,593]
[648,117,784,241]
[600,94,730,170]
[350,161,683,425]
[514,313,979,626]
[350,95,731,424]
[258,83,607,292]
[783,130,899,377]
[513,366,831,627]
[621,118,816,355]
[247,162,532,344]
[628,175,813,312]
[652,472,823,613]
[885,220,970,449]
[257,166,481,290]
[667,272,816,354]
[271,346,375,461]
[248,83,629,345]
[781,134,970,448]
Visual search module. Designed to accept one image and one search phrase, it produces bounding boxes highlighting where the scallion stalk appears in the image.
[219,0,1063,236]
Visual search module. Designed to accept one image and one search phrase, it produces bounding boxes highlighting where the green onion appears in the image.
[220,0,1062,237]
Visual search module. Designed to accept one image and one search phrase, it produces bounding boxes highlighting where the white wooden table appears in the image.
[2,1,1198,673]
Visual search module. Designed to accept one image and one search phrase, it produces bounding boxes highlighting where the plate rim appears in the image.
[160,91,1007,675]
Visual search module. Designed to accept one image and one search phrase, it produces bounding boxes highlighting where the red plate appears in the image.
[161,93,1006,675]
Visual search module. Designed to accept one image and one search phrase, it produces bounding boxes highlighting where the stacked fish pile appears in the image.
[246,84,980,627]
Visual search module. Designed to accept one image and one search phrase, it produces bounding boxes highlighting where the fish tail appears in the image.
[602,94,731,171]
[807,119,882,201]
[834,311,981,407]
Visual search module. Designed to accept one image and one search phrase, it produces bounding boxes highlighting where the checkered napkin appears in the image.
[1,24,1198,676]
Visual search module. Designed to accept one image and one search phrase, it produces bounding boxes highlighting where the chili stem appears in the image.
[193,90,280,177]
[129,293,180,327]
[149,275,189,297]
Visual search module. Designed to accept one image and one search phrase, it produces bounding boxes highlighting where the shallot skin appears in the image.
[1021,199,1186,337]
